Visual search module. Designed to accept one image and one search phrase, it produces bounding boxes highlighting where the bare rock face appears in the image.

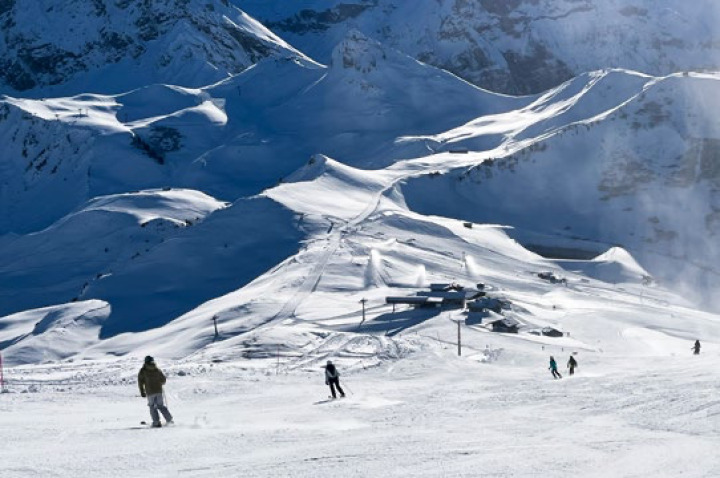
[331,30,385,73]
[0,0,303,95]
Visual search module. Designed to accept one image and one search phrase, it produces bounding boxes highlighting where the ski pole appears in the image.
[343,381,354,396]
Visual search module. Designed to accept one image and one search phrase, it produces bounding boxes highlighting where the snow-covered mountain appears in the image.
[402,70,720,310]
[0,31,523,234]
[238,0,720,95]
[1,0,720,371]
[0,0,310,96]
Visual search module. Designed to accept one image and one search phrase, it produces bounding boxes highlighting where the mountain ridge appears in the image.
[0,0,312,96]
[237,0,720,95]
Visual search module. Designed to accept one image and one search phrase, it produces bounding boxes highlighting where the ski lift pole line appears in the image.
[360,298,368,327]
[211,316,219,339]
[457,320,462,357]
[450,316,462,357]
[1,351,5,391]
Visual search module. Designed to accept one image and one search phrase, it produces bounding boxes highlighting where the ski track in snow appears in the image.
[4,346,720,477]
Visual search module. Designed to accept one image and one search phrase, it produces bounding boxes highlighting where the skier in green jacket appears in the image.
[549,356,562,379]
[138,356,174,427]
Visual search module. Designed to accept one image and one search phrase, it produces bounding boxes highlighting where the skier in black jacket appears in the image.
[325,360,345,399]
[567,355,578,376]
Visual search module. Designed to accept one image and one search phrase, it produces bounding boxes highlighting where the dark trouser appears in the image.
[328,378,345,398]
[551,368,562,379]
[569,366,575,376]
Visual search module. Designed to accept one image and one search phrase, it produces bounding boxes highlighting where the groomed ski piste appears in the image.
[4,273,720,477]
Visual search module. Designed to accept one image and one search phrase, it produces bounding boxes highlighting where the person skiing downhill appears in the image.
[325,360,345,399]
[692,340,701,355]
[138,356,173,427]
[567,355,578,376]
[549,356,562,379]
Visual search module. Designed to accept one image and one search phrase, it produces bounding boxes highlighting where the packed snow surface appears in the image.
[4,294,720,477]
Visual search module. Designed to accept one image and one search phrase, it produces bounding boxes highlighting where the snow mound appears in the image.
[557,247,651,284]
[75,189,228,226]
[0,301,110,365]
[268,155,387,219]
[116,84,203,123]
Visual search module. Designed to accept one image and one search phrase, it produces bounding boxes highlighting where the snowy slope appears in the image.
[3,4,720,476]
[4,66,720,358]
[0,189,227,321]
[8,349,720,477]
[5,148,720,476]
[238,0,720,95]
[402,71,720,310]
[0,189,311,342]
[0,0,311,96]
[0,300,110,364]
[0,33,524,234]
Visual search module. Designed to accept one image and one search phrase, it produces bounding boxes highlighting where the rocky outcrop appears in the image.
[0,0,306,95]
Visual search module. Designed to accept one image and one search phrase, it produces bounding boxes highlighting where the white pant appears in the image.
[147,393,173,424]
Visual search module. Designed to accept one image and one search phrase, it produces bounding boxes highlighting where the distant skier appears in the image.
[567,355,578,376]
[138,356,173,427]
[549,356,562,379]
[325,360,345,399]
[692,340,701,355]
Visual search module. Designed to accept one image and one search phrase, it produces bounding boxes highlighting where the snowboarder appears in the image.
[324,360,345,399]
[567,355,578,376]
[138,356,173,428]
[692,340,701,355]
[549,356,562,379]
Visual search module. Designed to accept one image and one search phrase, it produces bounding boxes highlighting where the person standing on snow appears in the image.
[549,356,562,379]
[325,360,345,399]
[692,340,701,355]
[138,356,174,427]
[567,355,578,376]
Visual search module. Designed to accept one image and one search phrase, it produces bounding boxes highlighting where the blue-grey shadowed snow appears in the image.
[0,189,226,319]
[0,192,305,338]
[339,309,441,337]
[85,196,305,337]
